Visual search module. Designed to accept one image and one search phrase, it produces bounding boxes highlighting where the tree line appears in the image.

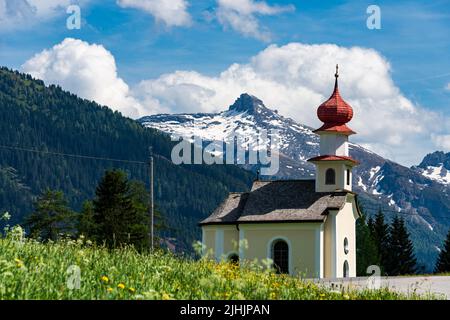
[0,66,254,251]
[24,169,164,251]
[357,209,450,275]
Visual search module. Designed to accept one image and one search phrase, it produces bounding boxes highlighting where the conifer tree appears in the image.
[92,170,148,249]
[77,200,96,239]
[388,216,417,275]
[25,189,75,241]
[356,213,380,276]
[369,209,390,274]
[435,229,450,273]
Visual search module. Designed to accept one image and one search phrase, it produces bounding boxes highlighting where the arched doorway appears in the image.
[271,239,289,274]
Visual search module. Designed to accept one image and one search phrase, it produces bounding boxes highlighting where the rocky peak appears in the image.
[418,151,450,169]
[228,93,266,114]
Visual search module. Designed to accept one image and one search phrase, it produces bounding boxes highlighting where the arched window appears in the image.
[325,168,336,185]
[346,169,351,186]
[228,253,239,265]
[344,237,349,255]
[272,239,289,274]
[343,260,349,278]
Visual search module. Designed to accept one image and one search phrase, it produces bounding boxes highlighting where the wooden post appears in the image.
[149,147,154,251]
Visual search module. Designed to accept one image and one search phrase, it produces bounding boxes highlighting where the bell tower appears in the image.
[308,65,359,192]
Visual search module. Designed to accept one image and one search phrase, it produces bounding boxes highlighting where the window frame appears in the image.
[343,260,349,278]
[344,237,349,255]
[325,168,336,185]
[270,238,290,274]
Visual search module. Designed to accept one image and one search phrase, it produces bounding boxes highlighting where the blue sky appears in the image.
[1,0,449,165]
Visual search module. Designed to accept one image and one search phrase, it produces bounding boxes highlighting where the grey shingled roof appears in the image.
[199,179,353,225]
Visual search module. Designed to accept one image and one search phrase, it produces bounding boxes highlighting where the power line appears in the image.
[397,72,450,84]
[0,144,147,165]
[0,143,448,221]
[360,201,450,221]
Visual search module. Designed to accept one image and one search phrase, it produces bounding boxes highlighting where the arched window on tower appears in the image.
[343,260,349,278]
[325,168,336,185]
[346,169,351,186]
[271,239,289,274]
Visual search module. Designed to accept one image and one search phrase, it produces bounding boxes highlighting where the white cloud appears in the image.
[21,39,448,165]
[432,134,450,151]
[117,0,191,27]
[21,38,143,118]
[0,0,85,30]
[446,83,450,91]
[215,0,295,41]
[132,43,447,165]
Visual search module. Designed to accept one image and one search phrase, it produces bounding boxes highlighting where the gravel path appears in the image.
[314,276,450,299]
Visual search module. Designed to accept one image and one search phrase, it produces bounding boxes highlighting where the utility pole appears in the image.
[149,147,154,251]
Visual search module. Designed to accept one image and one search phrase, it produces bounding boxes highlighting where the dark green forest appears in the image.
[0,67,255,251]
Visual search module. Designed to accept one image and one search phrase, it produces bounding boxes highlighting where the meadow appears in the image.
[0,237,433,300]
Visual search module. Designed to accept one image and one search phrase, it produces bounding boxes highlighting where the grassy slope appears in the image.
[0,239,430,300]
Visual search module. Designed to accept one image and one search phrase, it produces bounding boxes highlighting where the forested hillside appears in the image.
[0,67,254,250]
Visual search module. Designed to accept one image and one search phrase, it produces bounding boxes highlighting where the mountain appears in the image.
[413,151,450,185]
[140,93,450,271]
[0,67,255,250]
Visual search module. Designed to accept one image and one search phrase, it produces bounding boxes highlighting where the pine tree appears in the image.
[435,229,450,273]
[90,170,154,250]
[369,209,390,274]
[92,169,137,247]
[25,189,75,241]
[356,213,380,276]
[77,200,96,239]
[388,216,417,275]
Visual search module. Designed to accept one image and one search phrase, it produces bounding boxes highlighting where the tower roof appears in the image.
[315,65,355,135]
[199,180,359,225]
[307,155,359,165]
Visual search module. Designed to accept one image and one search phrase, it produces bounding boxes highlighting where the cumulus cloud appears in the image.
[117,0,191,27]
[132,43,447,165]
[21,38,143,118]
[215,0,295,41]
[0,0,85,30]
[432,134,450,151]
[21,39,448,164]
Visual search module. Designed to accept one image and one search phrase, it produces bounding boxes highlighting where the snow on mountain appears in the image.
[139,93,450,271]
[412,151,450,186]
[419,165,450,185]
[140,94,319,177]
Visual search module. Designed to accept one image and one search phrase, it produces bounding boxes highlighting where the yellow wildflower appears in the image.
[101,276,109,283]
[128,287,136,293]
[107,287,113,293]
[162,293,170,300]
[117,283,125,289]
[14,258,23,268]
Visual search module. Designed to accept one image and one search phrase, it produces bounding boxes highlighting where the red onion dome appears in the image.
[317,66,353,125]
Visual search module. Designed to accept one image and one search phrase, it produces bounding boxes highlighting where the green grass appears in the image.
[0,238,434,300]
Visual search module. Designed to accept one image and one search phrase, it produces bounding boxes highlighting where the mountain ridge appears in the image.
[0,67,255,251]
[140,93,450,271]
